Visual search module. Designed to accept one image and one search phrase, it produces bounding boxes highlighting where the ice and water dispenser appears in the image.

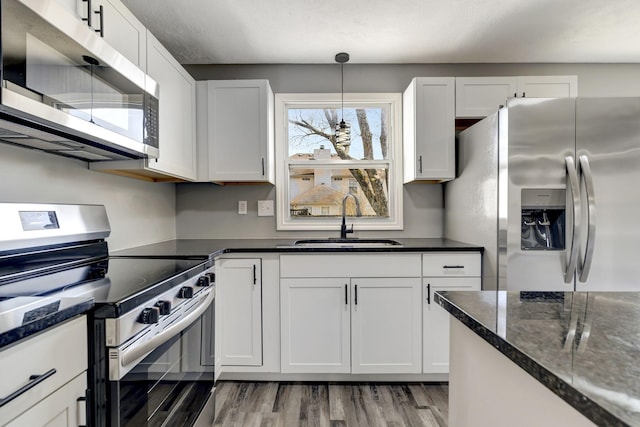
[521,189,566,250]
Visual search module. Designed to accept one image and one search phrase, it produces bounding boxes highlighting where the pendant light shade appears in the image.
[335,52,351,147]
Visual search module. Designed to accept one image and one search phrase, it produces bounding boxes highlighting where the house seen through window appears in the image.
[275,93,403,231]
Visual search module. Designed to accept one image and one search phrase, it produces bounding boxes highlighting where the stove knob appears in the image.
[155,300,171,315]
[205,272,216,283]
[139,307,160,324]
[178,286,194,298]
[197,275,211,287]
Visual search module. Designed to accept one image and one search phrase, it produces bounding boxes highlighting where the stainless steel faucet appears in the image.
[340,194,362,239]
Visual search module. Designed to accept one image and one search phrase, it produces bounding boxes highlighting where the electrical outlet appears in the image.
[258,200,274,217]
[238,200,247,215]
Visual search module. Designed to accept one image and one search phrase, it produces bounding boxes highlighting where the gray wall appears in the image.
[4,63,639,245]
[0,143,176,251]
[176,182,443,239]
[185,63,640,96]
[176,63,640,239]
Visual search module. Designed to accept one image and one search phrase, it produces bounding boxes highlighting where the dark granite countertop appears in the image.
[111,238,483,259]
[435,290,640,427]
[0,298,94,349]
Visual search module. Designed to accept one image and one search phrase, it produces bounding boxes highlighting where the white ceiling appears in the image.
[121,0,640,64]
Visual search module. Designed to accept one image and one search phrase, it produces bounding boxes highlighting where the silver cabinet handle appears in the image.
[578,155,596,283]
[564,156,580,284]
[426,283,431,304]
[418,155,423,174]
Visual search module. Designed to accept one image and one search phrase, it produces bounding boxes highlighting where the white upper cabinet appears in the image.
[143,31,197,180]
[516,75,578,98]
[196,80,275,183]
[456,75,578,118]
[403,77,456,183]
[90,31,198,181]
[69,0,147,69]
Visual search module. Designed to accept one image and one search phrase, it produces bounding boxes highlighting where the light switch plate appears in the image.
[257,200,274,216]
[238,200,247,215]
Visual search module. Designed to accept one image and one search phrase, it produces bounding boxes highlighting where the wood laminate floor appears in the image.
[213,381,448,427]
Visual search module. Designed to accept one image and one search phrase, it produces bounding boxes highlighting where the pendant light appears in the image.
[334,52,351,147]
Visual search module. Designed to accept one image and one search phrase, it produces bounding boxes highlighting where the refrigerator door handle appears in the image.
[578,155,596,282]
[564,156,580,284]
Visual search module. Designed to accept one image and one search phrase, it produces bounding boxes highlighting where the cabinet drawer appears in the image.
[0,316,87,423]
[422,252,481,277]
[280,254,422,278]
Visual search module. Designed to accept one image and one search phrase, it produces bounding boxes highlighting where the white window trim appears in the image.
[275,92,403,231]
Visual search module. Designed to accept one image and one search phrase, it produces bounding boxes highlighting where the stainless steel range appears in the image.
[0,203,215,427]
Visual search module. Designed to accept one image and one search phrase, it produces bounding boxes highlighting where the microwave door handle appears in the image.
[578,155,596,282]
[120,289,214,368]
[564,156,580,284]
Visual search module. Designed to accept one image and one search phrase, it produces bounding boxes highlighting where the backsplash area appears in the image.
[0,143,177,251]
[175,182,444,239]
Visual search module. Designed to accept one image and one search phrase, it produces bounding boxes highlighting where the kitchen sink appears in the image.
[292,238,402,247]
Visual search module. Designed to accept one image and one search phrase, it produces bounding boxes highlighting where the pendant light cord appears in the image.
[341,61,344,121]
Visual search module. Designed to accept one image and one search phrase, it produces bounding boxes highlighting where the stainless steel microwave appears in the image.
[0,0,159,161]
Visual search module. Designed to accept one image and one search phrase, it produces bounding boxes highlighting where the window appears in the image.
[275,93,403,230]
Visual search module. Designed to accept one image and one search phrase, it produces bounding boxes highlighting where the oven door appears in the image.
[109,319,214,427]
[105,290,215,427]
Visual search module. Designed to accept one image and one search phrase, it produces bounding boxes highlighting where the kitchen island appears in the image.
[435,290,640,427]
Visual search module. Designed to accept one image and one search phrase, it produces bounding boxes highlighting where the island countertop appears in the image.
[435,290,640,427]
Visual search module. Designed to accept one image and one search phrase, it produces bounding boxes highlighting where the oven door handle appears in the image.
[121,289,214,368]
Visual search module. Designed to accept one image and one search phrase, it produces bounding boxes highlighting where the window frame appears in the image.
[275,92,403,231]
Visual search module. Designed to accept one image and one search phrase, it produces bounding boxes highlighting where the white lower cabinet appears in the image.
[423,277,480,373]
[280,278,351,373]
[4,373,86,427]
[0,316,87,427]
[217,258,262,366]
[422,252,482,374]
[280,254,423,375]
[351,278,422,374]
[280,277,422,374]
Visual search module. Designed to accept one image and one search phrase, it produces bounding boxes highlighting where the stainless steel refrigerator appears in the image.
[445,97,640,292]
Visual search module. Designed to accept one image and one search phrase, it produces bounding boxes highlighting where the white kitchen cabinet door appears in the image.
[515,76,578,99]
[74,0,147,69]
[5,373,87,427]
[145,31,197,180]
[455,77,517,118]
[351,278,422,374]
[280,278,351,374]
[403,77,456,182]
[214,294,222,380]
[53,0,80,16]
[198,80,274,183]
[422,277,481,373]
[456,76,578,118]
[218,258,262,366]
